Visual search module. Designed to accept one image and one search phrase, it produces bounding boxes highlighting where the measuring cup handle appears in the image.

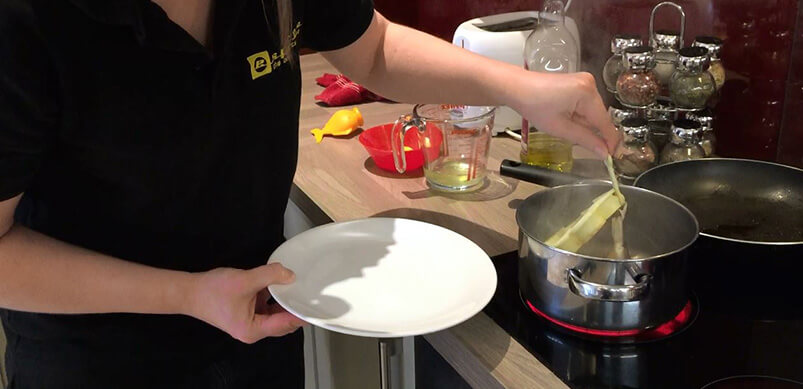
[391,115,419,174]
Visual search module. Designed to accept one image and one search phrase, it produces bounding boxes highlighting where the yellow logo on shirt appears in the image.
[247,51,272,79]
[247,22,302,80]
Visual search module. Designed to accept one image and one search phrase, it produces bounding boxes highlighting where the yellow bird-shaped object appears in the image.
[311,107,364,143]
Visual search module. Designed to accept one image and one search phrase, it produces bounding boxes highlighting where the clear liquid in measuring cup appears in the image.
[424,125,489,192]
[425,160,485,191]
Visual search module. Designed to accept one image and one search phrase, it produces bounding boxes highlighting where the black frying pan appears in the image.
[634,159,803,244]
[501,158,803,319]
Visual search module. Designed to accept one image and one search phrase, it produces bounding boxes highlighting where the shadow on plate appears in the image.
[277,220,398,322]
[371,208,518,254]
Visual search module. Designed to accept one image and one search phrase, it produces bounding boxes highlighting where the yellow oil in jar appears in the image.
[520,130,574,172]
[424,160,485,191]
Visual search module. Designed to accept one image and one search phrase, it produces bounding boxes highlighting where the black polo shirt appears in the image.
[0,0,373,361]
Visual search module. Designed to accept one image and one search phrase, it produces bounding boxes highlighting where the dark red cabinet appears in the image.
[375,0,803,167]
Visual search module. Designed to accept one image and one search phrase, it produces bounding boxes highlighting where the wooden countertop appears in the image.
[293,57,541,258]
[292,53,602,389]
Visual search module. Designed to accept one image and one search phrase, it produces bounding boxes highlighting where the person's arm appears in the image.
[0,195,303,343]
[321,12,619,158]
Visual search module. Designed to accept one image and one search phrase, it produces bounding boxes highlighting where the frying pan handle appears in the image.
[567,268,651,301]
[500,160,585,187]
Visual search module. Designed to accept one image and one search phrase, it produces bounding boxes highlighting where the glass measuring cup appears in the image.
[392,104,495,192]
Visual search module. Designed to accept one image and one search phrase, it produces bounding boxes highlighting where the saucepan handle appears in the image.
[500,159,585,187]
[567,267,651,301]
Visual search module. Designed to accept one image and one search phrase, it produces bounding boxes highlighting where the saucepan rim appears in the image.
[516,182,700,263]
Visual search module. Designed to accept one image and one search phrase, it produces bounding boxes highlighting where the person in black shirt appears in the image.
[0,0,619,388]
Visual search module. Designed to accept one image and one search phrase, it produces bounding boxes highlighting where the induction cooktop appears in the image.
[483,251,803,389]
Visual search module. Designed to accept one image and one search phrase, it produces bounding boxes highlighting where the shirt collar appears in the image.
[66,0,252,57]
[67,0,147,43]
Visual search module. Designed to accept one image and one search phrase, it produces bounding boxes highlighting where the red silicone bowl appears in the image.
[359,123,427,172]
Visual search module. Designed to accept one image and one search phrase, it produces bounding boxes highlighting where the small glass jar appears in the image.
[686,108,716,157]
[608,102,639,127]
[603,34,643,93]
[693,36,725,90]
[651,30,681,92]
[616,46,660,108]
[613,118,658,179]
[669,47,716,109]
[660,119,706,164]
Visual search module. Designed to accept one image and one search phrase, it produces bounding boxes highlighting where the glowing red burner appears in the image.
[526,300,694,340]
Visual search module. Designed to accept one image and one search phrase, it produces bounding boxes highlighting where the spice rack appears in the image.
[605,1,724,179]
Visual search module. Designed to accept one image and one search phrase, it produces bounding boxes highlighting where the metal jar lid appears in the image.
[671,119,702,145]
[623,45,655,70]
[653,30,681,51]
[611,34,643,54]
[677,47,711,72]
[621,117,650,141]
[609,103,639,126]
[686,108,714,132]
[647,98,675,121]
[693,36,723,60]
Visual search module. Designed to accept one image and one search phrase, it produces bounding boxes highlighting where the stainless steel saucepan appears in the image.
[504,158,803,320]
[502,161,699,331]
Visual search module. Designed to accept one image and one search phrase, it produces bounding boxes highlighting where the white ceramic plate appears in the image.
[268,218,497,338]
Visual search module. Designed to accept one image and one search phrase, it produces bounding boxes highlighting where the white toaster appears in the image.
[453,11,581,134]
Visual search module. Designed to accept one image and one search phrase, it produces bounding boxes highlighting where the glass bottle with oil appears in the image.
[520,131,574,171]
[521,0,577,172]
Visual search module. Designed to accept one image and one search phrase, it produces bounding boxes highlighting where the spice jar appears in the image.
[616,46,660,108]
[693,36,725,90]
[651,30,681,92]
[603,34,643,93]
[613,118,658,179]
[669,47,716,109]
[686,108,716,157]
[660,119,706,164]
[608,102,639,127]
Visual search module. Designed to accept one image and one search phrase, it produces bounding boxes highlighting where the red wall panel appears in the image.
[778,5,803,167]
[375,0,803,166]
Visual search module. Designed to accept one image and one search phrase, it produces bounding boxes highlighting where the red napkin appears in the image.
[314,73,387,106]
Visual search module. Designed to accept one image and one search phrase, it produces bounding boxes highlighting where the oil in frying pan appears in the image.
[680,194,803,242]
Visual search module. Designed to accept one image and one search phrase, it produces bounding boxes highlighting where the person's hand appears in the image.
[186,263,306,344]
[509,71,620,159]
